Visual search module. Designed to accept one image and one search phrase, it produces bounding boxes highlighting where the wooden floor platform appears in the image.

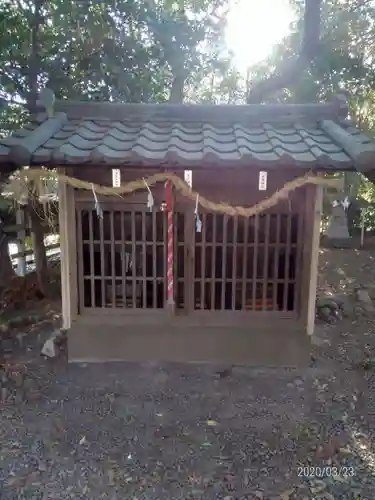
[68,318,311,367]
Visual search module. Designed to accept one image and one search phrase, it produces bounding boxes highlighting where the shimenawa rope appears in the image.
[15,168,341,218]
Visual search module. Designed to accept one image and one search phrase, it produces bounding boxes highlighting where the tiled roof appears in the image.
[1,93,375,171]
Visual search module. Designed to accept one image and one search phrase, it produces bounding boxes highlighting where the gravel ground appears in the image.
[1,248,375,499]
[0,324,373,500]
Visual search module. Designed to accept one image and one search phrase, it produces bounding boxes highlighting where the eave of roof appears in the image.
[0,91,375,172]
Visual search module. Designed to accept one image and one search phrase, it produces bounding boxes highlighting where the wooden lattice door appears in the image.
[182,210,303,319]
[77,202,169,313]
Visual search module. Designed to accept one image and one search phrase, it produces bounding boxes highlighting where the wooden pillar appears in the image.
[300,183,323,335]
[58,168,78,329]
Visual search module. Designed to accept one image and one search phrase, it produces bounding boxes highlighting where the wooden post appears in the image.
[300,183,323,336]
[58,168,78,330]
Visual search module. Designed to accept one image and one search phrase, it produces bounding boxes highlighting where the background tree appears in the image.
[0,0,233,290]
[2,0,375,288]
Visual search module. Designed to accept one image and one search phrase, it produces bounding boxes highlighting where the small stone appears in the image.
[355,288,375,312]
[280,490,294,500]
[1,387,8,401]
[0,322,9,334]
[16,332,27,347]
[0,369,7,384]
[41,338,57,358]
[311,334,329,347]
[1,338,13,353]
[107,469,115,486]
[317,306,333,322]
[13,372,24,387]
[316,297,339,309]
[23,377,34,390]
[192,490,204,496]
[254,491,264,499]
[14,391,24,404]
[38,462,47,472]
[26,390,41,402]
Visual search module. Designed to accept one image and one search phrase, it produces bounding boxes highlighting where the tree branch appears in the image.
[28,0,44,106]
[246,0,322,104]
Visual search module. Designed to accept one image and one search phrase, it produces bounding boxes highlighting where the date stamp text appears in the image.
[297,466,355,478]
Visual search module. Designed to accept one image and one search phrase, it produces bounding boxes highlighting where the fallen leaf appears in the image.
[310,479,327,493]
[54,418,65,432]
[322,493,335,500]
[107,469,115,486]
[332,474,347,482]
[6,476,21,487]
[206,419,218,426]
[280,489,294,500]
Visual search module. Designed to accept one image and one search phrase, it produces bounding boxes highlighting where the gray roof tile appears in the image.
[1,99,375,170]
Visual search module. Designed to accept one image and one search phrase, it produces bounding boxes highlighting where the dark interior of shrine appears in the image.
[79,210,299,312]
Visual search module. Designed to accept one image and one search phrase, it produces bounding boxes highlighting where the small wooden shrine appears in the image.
[1,92,375,365]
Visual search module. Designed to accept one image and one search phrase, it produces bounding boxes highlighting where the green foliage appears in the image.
[245,0,375,229]
[0,0,240,212]
[0,0,235,110]
[2,0,375,235]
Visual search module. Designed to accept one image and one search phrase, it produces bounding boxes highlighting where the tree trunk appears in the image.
[247,0,322,103]
[0,235,15,288]
[28,205,50,297]
[169,71,185,103]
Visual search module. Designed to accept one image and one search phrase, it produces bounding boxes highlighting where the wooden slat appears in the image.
[173,212,177,307]
[152,210,157,308]
[282,213,292,311]
[184,211,194,313]
[88,210,95,307]
[210,214,217,311]
[192,214,197,309]
[272,213,281,310]
[110,211,116,308]
[241,217,249,310]
[294,214,303,315]
[232,216,238,310]
[221,215,228,310]
[131,211,136,308]
[262,213,270,310]
[200,213,206,310]
[76,208,85,311]
[120,211,126,307]
[142,211,147,308]
[252,214,259,311]
[163,210,167,305]
[99,213,105,308]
